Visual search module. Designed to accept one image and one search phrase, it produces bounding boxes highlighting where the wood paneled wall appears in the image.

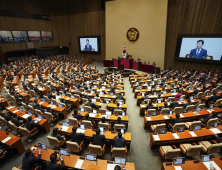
[165,0,222,71]
[0,0,105,61]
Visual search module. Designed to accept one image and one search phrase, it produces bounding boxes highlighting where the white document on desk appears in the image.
[189,131,197,137]
[203,161,221,170]
[76,129,85,134]
[38,88,43,90]
[163,115,169,119]
[174,166,182,170]
[153,135,160,141]
[1,137,11,143]
[89,113,96,117]
[206,109,212,113]
[172,133,180,139]
[180,114,184,118]
[191,100,195,102]
[21,114,30,118]
[107,164,119,170]
[74,159,84,169]
[210,128,222,134]
[7,106,13,109]
[147,117,152,121]
[39,102,44,105]
[13,110,19,113]
[61,126,69,131]
[141,105,146,108]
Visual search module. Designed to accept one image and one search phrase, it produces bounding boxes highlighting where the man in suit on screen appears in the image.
[189,40,207,59]
[84,39,92,51]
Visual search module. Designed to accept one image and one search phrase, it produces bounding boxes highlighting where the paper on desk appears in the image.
[171,93,177,95]
[163,115,169,119]
[105,95,108,97]
[203,161,221,170]
[210,128,222,134]
[61,126,69,131]
[76,129,85,133]
[147,117,152,121]
[191,100,195,102]
[1,136,11,143]
[21,114,30,118]
[39,102,44,105]
[88,94,92,96]
[66,98,70,100]
[38,88,43,90]
[207,109,212,113]
[7,106,13,109]
[141,105,146,108]
[153,135,160,140]
[174,166,182,170]
[89,113,96,117]
[107,164,119,170]
[180,114,184,118]
[189,131,197,137]
[13,110,19,113]
[172,133,180,139]
[74,159,84,169]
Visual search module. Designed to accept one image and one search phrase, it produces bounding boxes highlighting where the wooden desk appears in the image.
[150,125,222,149]
[52,93,79,108]
[31,144,135,170]
[0,130,25,155]
[0,94,8,108]
[14,86,30,101]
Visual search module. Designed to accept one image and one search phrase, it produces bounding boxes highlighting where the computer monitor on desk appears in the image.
[114,157,126,165]
[173,157,185,165]
[60,149,70,156]
[158,128,167,134]
[201,154,212,162]
[194,125,202,131]
[38,143,47,150]
[86,154,97,161]
[62,121,69,127]
[177,127,185,133]
[211,122,218,128]
[196,107,202,111]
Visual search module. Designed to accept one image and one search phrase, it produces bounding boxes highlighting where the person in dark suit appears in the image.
[72,109,81,121]
[22,83,28,90]
[92,128,106,147]
[113,132,126,147]
[0,111,11,121]
[47,92,55,99]
[70,127,85,145]
[51,128,65,141]
[194,98,205,108]
[30,100,37,109]
[22,149,41,170]
[114,117,124,125]
[158,102,169,111]
[189,40,207,59]
[46,153,65,170]
[86,98,96,110]
[183,99,192,109]
[114,165,121,170]
[114,103,122,110]
[23,97,29,106]
[207,92,218,104]
[116,94,124,100]
[169,113,183,127]
[11,114,24,127]
[202,111,217,123]
[25,116,39,131]
[82,113,95,125]
[170,98,179,109]
[146,102,153,111]
[84,39,92,51]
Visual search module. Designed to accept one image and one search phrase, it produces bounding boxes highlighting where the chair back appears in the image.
[114,124,125,132]
[98,123,109,131]
[81,120,92,129]
[66,92,71,97]
[28,105,35,113]
[186,105,195,112]
[8,121,18,132]
[12,167,20,170]
[47,136,60,147]
[88,144,102,156]
[155,123,166,133]
[35,109,43,115]
[173,123,185,132]
[147,109,157,117]
[113,109,122,116]
[160,108,170,115]
[74,94,80,100]
[69,117,78,127]
[0,116,8,126]
[173,107,183,113]
[82,98,88,104]
[196,92,203,99]
[43,95,49,103]
[66,141,80,153]
[44,112,54,121]
[21,102,28,110]
[112,147,126,158]
[207,143,222,154]
[186,145,203,156]
[206,118,218,128]
[99,108,106,115]
[197,103,205,109]
[19,127,31,137]
[189,121,201,131]
[215,99,222,107]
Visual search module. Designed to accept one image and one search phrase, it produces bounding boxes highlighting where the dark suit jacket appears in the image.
[46,160,65,170]
[170,117,183,126]
[51,132,63,141]
[25,121,38,131]
[203,115,216,122]
[11,118,23,127]
[170,101,179,109]
[183,102,192,109]
[86,102,96,110]
[22,153,41,170]
[70,132,85,145]
[85,44,92,51]
[189,48,207,59]
[116,95,123,100]
[82,117,94,124]
[114,107,122,110]
[113,136,126,147]
[92,134,106,147]
[208,95,218,103]
[146,104,154,111]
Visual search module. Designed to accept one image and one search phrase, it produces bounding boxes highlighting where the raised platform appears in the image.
[104,67,136,77]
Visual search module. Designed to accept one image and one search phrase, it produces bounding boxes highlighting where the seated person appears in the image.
[22,82,28,90]
[194,98,205,108]
[92,128,106,148]
[114,165,121,170]
[114,117,124,125]
[116,94,124,100]
[206,92,218,104]
[25,116,39,131]
[136,82,142,89]
[169,113,183,128]
[146,102,153,111]
[141,92,149,102]
[214,134,222,143]
[82,113,94,125]
[0,110,11,121]
[30,100,37,109]
[46,153,65,170]
[114,103,122,110]
[86,98,96,110]
[70,127,85,145]
[201,111,217,123]
[72,109,81,121]
[60,98,71,108]
[11,114,24,127]
[100,100,108,109]
[51,128,65,141]
[46,107,57,116]
[36,104,45,113]
[98,117,110,127]
[47,92,55,99]
[170,98,179,109]
[159,102,169,111]
[0,144,9,159]
[22,149,41,170]
[113,132,126,148]
[183,99,192,108]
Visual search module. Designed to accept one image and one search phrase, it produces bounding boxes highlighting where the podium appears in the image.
[133,61,142,71]
[113,59,119,67]
[120,59,133,69]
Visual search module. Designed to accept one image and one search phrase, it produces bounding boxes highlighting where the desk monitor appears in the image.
[92,99,96,103]
[156,85,160,89]
[110,92,114,96]
[117,129,125,134]
[86,154,97,161]
[119,112,125,117]
[148,86,151,90]
[80,108,85,112]
[62,93,65,96]
[209,105,214,109]
[177,127,185,133]
[36,96,39,100]
[99,127,105,133]
[173,157,185,165]
[38,143,47,150]
[163,91,167,94]
[117,101,123,105]
[71,95,75,99]
[165,84,168,88]
[157,100,162,104]
[0,126,1,131]
[100,92,104,95]
[144,101,149,104]
[167,111,173,115]
[141,93,145,97]
[58,103,63,108]
[75,88,78,91]
[211,122,218,128]
[28,111,32,115]
[194,125,202,131]
[188,87,191,91]
[50,101,53,105]
[138,86,142,90]
[93,110,98,114]
[106,100,110,104]
[42,99,46,102]
[196,107,202,111]
[153,92,157,95]
[91,90,95,94]
[54,91,57,94]
[19,107,23,112]
[38,114,43,120]
[114,157,126,165]
[173,89,176,93]
[106,111,112,116]
[158,128,167,134]
[62,121,69,127]
[179,98,184,101]
[151,112,157,116]
[201,154,212,162]
[190,96,194,100]
[102,86,105,89]
[182,109,188,113]
[79,124,86,130]
[60,149,70,156]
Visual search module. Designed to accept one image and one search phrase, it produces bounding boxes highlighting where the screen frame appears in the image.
[175,34,222,65]
[78,36,101,54]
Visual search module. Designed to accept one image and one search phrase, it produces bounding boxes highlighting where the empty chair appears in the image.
[214,99,222,107]
[8,121,21,136]
[21,102,28,110]
[0,116,9,126]
[179,143,203,156]
[28,105,35,113]
[84,106,92,113]
[43,95,49,103]
[146,109,157,117]
[173,107,183,113]
[74,94,80,101]
[206,118,218,128]
[69,117,78,127]
[196,103,205,109]
[196,92,203,99]
[99,108,106,115]
[159,145,181,159]
[113,109,122,116]
[35,109,43,115]
[47,136,66,148]
[18,126,38,142]
[160,108,170,115]
[204,90,210,96]
[185,121,201,130]
[151,123,166,133]
[44,112,58,124]
[82,98,88,105]
[88,144,106,156]
[186,105,195,112]
[66,141,85,153]
[169,123,185,132]
[111,146,127,158]
[114,124,125,132]
[98,122,110,131]
[66,92,71,97]
[199,141,222,154]
[81,120,92,129]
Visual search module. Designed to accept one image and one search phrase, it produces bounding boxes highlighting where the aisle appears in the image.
[123,77,157,170]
